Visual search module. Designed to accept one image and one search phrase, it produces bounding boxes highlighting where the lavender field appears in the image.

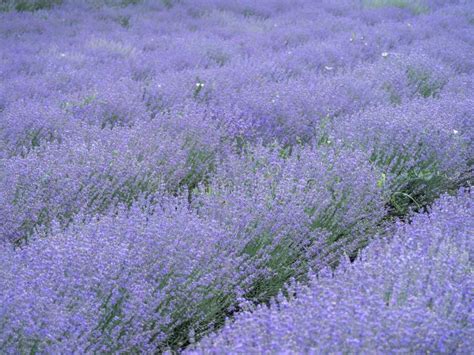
[0,0,473,353]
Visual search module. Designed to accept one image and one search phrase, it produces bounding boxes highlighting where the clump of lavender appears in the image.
[328,93,472,216]
[0,199,249,353]
[192,190,473,353]
[193,142,386,303]
[0,140,387,352]
[0,114,225,244]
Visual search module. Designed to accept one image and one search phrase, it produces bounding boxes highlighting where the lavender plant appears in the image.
[0,200,248,353]
[192,190,474,353]
[193,143,386,303]
[0,115,225,244]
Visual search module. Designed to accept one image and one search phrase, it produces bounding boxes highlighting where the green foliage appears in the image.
[60,93,98,112]
[161,0,179,10]
[241,7,269,20]
[207,49,230,67]
[61,94,131,129]
[382,82,402,105]
[15,128,59,157]
[86,0,142,9]
[0,0,62,12]
[370,146,453,217]
[179,146,216,202]
[122,0,141,5]
[159,288,235,351]
[101,114,124,129]
[317,115,335,146]
[87,172,162,214]
[86,287,130,353]
[192,76,213,104]
[244,237,307,304]
[193,78,206,99]
[116,15,131,28]
[406,66,445,98]
[362,0,429,14]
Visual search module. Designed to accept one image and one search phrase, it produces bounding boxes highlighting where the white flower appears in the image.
[381,52,389,58]
[453,129,459,135]
[324,66,334,71]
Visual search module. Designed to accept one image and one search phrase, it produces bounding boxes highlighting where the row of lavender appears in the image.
[0,0,473,352]
[190,190,473,354]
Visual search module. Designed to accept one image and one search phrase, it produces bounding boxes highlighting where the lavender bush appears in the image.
[0,200,246,352]
[191,190,474,353]
[0,0,472,352]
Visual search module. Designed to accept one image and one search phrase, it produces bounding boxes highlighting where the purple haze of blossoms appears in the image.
[191,190,474,354]
[0,0,473,352]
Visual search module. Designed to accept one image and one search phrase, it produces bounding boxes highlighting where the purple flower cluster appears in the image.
[1,0,473,352]
[191,190,474,354]
[0,200,247,352]
[0,114,225,243]
[0,142,387,352]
